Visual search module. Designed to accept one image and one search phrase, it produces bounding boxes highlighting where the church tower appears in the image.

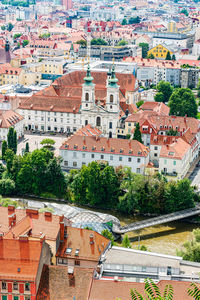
[81,64,95,111]
[106,64,119,113]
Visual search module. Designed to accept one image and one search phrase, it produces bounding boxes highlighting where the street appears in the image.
[189,165,200,192]
[17,134,67,157]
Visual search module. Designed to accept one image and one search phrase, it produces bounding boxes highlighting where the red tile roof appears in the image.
[89,279,194,300]
[0,238,43,281]
[0,110,23,128]
[56,227,110,262]
[76,124,102,137]
[60,135,149,157]
[159,138,191,160]
[140,101,169,116]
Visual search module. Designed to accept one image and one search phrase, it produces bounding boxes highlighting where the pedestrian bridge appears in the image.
[112,205,200,234]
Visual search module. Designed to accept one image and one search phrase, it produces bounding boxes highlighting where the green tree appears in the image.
[91,38,107,46]
[13,130,17,154]
[188,283,200,299]
[166,51,172,60]
[139,43,149,58]
[7,127,17,153]
[121,18,127,25]
[147,53,155,59]
[133,123,143,143]
[172,54,176,60]
[25,142,29,153]
[154,92,165,103]
[2,140,7,160]
[122,234,132,248]
[76,39,87,47]
[22,40,29,47]
[0,178,15,196]
[40,138,55,147]
[169,88,198,118]
[117,40,128,46]
[156,81,173,103]
[136,100,144,108]
[13,33,22,40]
[1,25,5,30]
[130,278,174,300]
[101,229,114,246]
[129,16,140,24]
[177,229,200,263]
[5,149,15,175]
[7,23,14,32]
[166,129,178,136]
[181,8,188,16]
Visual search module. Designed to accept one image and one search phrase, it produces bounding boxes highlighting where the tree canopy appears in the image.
[91,38,107,46]
[139,43,149,58]
[168,88,198,118]
[133,123,143,144]
[177,229,200,263]
[117,40,128,46]
[166,51,172,60]
[155,81,173,103]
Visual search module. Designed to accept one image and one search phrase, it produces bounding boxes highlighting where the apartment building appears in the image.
[0,110,24,141]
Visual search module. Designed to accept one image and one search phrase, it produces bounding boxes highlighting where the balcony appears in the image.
[161,170,177,177]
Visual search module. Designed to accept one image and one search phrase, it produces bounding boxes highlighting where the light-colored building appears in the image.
[0,110,24,141]
[59,134,149,174]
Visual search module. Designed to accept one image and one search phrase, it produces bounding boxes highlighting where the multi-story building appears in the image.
[180,68,200,88]
[0,110,24,141]
[59,134,149,174]
[17,66,139,137]
[0,236,51,300]
[147,44,173,60]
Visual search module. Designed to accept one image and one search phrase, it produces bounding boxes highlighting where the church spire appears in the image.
[84,64,94,86]
[108,64,118,87]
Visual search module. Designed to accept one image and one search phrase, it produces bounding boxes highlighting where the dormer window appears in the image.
[120,148,124,153]
[168,152,174,156]
[66,248,72,255]
[83,146,87,150]
[111,148,115,152]
[92,146,96,150]
[74,145,78,149]
[138,151,142,155]
[65,144,69,149]
[129,150,133,154]
[101,147,105,151]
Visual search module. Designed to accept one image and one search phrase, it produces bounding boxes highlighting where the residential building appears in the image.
[56,226,110,268]
[0,236,51,300]
[0,64,24,86]
[147,44,173,60]
[0,110,24,141]
[59,134,149,174]
[180,68,200,88]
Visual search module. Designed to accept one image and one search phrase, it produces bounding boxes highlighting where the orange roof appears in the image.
[0,110,23,128]
[150,134,178,146]
[140,101,169,116]
[0,239,43,281]
[60,135,149,157]
[0,63,21,75]
[56,227,110,262]
[0,207,64,241]
[160,138,191,160]
[89,279,193,300]
[76,124,102,137]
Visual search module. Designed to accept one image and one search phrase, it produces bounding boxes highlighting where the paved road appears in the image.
[190,165,200,191]
[17,134,67,157]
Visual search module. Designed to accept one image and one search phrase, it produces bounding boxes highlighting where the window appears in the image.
[2,282,6,290]
[173,161,176,165]
[75,260,80,266]
[154,153,158,157]
[128,123,131,127]
[73,162,77,167]
[82,153,85,158]
[164,159,167,164]
[91,154,95,158]
[110,94,113,103]
[85,92,89,101]
[25,297,31,300]
[2,296,7,300]
[136,168,140,173]
[64,161,68,166]
[85,120,88,126]
[48,117,50,121]
[73,152,77,158]
[48,126,51,131]
[137,158,141,163]
[82,162,86,166]
[25,283,30,291]
[109,132,112,138]
[154,146,158,150]
[110,105,112,109]
[14,297,19,300]
[41,117,44,121]
[128,157,131,162]
[96,117,101,127]
[101,155,104,159]
[119,157,122,162]
[110,155,113,161]
[109,122,112,129]
[54,118,57,122]
[13,282,18,290]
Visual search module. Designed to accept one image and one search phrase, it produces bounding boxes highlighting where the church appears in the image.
[18,64,139,137]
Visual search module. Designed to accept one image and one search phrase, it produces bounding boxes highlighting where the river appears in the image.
[11,197,200,256]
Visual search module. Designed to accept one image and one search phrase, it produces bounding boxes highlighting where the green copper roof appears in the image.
[108,65,118,87]
[84,64,94,85]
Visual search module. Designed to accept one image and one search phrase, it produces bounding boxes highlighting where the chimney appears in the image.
[26,208,38,216]
[44,211,52,218]
[60,215,64,223]
[40,233,45,243]
[90,233,94,245]
[19,235,28,242]
[9,213,16,227]
[8,205,15,215]
[60,222,65,242]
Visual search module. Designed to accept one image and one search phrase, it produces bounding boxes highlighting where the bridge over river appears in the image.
[112,205,200,234]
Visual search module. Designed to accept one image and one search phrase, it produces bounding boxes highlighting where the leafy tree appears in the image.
[177,229,200,263]
[147,53,155,59]
[0,164,5,179]
[0,178,15,196]
[133,123,143,143]
[172,54,176,60]
[169,88,197,118]
[5,149,15,175]
[117,40,128,46]
[156,81,173,103]
[13,130,17,154]
[139,245,148,251]
[136,100,144,108]
[181,8,188,16]
[40,138,55,147]
[7,23,14,32]
[2,140,7,160]
[13,33,22,40]
[101,229,114,246]
[139,43,149,58]
[76,39,87,47]
[1,25,5,30]
[130,278,174,300]
[22,40,29,47]
[166,129,178,136]
[25,142,29,153]
[126,134,131,139]
[129,16,140,24]
[121,18,127,25]
[122,234,132,248]
[188,283,200,299]
[7,127,17,153]
[0,197,18,207]
[91,38,107,46]
[154,92,165,103]
[166,51,172,60]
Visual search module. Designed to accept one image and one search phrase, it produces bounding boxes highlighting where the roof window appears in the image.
[66,248,72,255]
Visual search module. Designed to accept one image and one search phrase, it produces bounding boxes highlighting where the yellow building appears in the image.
[148,44,173,59]
[168,21,177,33]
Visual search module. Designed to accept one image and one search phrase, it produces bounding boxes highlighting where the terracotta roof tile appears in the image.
[160,138,191,160]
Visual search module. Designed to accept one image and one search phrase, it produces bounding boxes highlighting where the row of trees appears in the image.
[67,162,198,215]
[154,81,198,118]
[121,16,140,25]
[2,127,17,159]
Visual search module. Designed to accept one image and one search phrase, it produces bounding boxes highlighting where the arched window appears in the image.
[85,92,89,101]
[109,132,112,138]
[96,117,101,127]
[110,94,114,103]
